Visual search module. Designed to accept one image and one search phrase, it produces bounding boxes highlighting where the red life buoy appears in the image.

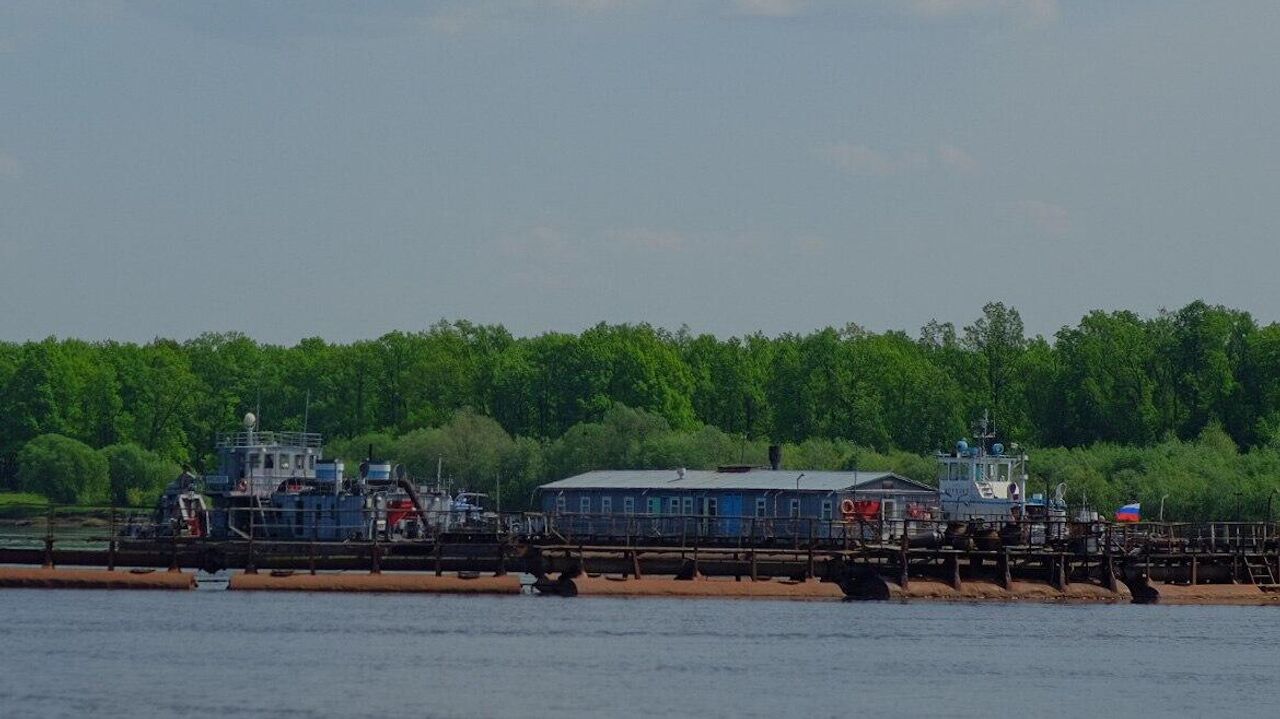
[236,479,248,493]
[840,498,856,518]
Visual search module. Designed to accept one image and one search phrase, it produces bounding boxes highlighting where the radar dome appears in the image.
[243,412,257,430]
[992,443,1004,455]
[955,440,969,453]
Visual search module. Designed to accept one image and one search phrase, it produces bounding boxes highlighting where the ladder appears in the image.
[975,480,996,499]
[1243,556,1279,590]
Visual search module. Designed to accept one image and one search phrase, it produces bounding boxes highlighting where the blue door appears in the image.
[719,495,742,537]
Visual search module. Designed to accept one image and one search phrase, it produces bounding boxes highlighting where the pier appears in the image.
[3,504,1280,603]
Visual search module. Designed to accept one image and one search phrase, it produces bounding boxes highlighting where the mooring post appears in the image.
[371,537,381,575]
[245,508,257,574]
[42,506,54,569]
[107,505,117,572]
[898,532,909,589]
[998,550,1012,590]
[947,553,962,590]
[631,550,642,579]
[169,532,180,572]
[495,542,507,577]
[750,550,758,582]
[1274,543,1279,587]
[434,540,443,577]
[1190,555,1198,586]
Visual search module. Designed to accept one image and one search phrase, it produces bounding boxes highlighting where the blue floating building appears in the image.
[534,465,937,541]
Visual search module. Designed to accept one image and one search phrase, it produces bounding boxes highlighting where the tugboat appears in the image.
[936,414,1066,547]
[134,413,471,542]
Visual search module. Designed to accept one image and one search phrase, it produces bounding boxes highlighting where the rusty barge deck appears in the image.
[4,512,1280,603]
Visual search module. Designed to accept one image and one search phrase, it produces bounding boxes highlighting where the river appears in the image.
[1,586,1277,717]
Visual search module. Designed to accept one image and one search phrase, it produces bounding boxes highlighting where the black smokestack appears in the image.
[768,445,781,471]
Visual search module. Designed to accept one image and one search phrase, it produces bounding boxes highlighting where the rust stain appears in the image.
[228,572,522,594]
[568,575,845,599]
[0,567,196,590]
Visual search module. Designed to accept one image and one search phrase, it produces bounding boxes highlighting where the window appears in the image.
[248,453,261,469]
[789,499,801,518]
[704,498,717,516]
[755,497,767,518]
[579,496,591,513]
[624,497,635,514]
[280,455,290,470]
[295,455,304,472]
[882,500,896,519]
[601,497,613,514]
[668,497,680,514]
[264,454,275,469]
[648,497,662,514]
[556,495,566,514]
[821,500,833,521]
[309,455,316,469]
[682,497,694,515]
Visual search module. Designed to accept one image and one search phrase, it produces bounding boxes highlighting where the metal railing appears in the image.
[3,501,1278,557]
[215,431,323,448]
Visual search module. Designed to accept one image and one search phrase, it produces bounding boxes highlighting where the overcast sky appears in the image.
[1,1,1277,344]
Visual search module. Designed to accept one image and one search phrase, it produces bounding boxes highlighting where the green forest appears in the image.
[3,300,1280,519]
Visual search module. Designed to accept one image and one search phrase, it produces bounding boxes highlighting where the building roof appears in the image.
[538,469,936,493]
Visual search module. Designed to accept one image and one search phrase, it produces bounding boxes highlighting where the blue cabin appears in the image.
[534,467,938,542]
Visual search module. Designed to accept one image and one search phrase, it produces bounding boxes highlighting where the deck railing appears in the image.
[1,501,1277,555]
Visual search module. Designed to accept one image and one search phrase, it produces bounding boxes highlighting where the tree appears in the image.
[963,302,1029,436]
[680,332,769,437]
[17,434,109,504]
[1242,323,1280,446]
[1152,301,1254,442]
[1052,311,1159,445]
[101,443,180,507]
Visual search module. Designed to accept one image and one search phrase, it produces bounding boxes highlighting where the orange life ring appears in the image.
[839,498,856,517]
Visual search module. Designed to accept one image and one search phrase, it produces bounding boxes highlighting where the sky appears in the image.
[1,0,1278,344]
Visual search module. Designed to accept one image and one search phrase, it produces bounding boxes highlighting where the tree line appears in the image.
[2,300,1278,515]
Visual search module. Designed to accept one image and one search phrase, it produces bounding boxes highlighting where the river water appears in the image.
[1,586,1277,718]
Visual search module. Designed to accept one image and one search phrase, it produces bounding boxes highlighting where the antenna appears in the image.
[302,389,311,435]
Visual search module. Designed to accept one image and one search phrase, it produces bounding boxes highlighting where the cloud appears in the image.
[121,0,1058,41]
[821,142,978,177]
[500,225,573,258]
[936,142,980,174]
[425,0,642,35]
[552,0,627,12]
[903,0,1059,28]
[821,143,927,176]
[0,150,21,180]
[731,0,808,17]
[499,226,579,290]
[1018,200,1069,235]
[606,227,687,252]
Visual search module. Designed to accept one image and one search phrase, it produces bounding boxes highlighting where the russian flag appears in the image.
[1115,503,1141,522]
